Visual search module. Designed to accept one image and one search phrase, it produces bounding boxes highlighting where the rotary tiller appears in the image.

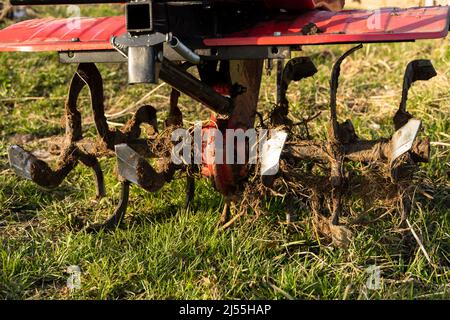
[0,1,448,239]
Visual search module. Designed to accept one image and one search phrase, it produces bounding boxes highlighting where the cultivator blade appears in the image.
[115,142,172,191]
[7,144,83,190]
[260,130,288,177]
[391,119,422,164]
[115,144,144,187]
[8,145,33,180]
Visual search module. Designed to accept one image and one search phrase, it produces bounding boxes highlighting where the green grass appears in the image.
[0,5,449,300]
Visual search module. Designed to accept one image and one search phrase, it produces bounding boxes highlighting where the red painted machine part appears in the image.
[204,6,450,46]
[0,6,448,52]
[201,116,236,195]
[201,112,250,196]
[0,16,125,52]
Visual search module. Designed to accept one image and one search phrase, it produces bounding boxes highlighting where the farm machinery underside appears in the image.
[0,1,449,246]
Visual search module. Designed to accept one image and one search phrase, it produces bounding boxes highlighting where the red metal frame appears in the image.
[0,16,125,52]
[204,7,450,46]
[0,6,447,52]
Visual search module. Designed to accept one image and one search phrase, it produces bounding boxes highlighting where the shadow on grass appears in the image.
[127,204,186,227]
[0,178,79,224]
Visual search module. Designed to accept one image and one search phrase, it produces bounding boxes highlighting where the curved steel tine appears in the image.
[166,89,183,128]
[86,181,130,232]
[390,60,436,226]
[328,44,362,227]
[77,151,106,199]
[65,71,85,142]
[8,68,86,189]
[8,65,109,199]
[329,44,362,141]
[394,60,437,130]
[66,68,106,199]
[271,56,318,127]
[121,105,158,140]
[85,143,176,232]
[280,56,318,105]
[76,63,114,148]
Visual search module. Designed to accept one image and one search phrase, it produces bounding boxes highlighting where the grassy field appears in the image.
[0,5,449,300]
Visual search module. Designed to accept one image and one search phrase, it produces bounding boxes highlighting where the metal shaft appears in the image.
[159,58,233,116]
